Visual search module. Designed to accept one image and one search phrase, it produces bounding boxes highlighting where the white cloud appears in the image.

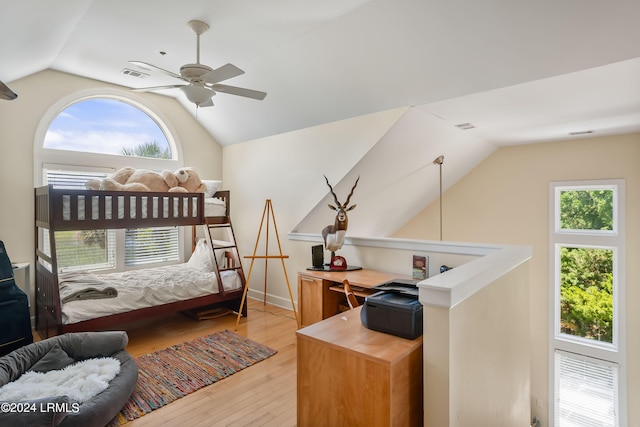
[44,129,159,155]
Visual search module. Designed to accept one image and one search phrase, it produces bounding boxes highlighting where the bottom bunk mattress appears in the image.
[58,264,242,325]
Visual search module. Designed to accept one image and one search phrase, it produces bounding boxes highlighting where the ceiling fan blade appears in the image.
[0,80,17,100]
[211,84,267,100]
[131,84,186,92]
[129,61,184,80]
[201,63,244,84]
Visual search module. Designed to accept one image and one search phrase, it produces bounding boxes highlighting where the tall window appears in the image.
[36,93,183,272]
[549,180,626,427]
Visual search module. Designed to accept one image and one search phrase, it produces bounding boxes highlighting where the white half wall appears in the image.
[420,248,531,426]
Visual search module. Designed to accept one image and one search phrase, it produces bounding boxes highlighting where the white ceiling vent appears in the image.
[454,122,476,130]
[121,68,150,79]
[569,130,594,136]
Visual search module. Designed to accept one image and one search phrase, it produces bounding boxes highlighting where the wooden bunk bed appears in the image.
[34,185,247,339]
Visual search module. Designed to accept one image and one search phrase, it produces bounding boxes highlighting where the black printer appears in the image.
[360,279,423,340]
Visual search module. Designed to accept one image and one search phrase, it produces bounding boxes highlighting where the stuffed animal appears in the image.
[174,167,206,193]
[85,167,205,193]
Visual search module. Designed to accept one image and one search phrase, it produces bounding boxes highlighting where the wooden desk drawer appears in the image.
[298,274,323,327]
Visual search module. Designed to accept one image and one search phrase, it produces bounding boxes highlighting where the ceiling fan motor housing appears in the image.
[180,63,213,80]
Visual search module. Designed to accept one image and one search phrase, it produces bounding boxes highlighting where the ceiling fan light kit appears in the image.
[129,19,266,109]
[182,84,214,107]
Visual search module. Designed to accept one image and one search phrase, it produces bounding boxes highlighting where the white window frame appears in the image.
[34,88,188,272]
[34,88,183,185]
[548,179,627,427]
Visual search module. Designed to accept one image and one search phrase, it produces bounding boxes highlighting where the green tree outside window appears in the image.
[559,189,614,343]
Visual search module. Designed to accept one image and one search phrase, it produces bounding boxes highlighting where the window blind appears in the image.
[44,168,116,271]
[53,229,117,271]
[45,169,109,189]
[555,350,618,427]
[125,226,179,266]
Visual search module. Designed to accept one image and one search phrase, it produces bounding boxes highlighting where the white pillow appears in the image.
[187,239,215,272]
[187,239,227,271]
[202,180,222,198]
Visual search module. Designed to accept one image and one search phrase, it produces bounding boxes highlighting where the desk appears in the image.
[297,307,423,427]
[297,269,411,327]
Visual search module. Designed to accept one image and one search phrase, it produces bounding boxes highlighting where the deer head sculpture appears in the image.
[321,175,359,255]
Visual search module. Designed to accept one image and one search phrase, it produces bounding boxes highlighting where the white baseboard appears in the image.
[247,289,297,312]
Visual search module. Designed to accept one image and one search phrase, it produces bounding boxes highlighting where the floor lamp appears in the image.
[433,155,444,241]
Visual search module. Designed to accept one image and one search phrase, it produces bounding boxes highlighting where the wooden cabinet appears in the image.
[297,306,423,426]
[297,269,412,327]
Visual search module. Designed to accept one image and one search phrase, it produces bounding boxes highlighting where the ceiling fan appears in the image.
[129,20,266,108]
[0,79,17,101]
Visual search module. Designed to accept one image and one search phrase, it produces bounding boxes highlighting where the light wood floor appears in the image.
[105,298,298,427]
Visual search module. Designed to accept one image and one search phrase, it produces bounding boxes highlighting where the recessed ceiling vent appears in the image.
[569,130,594,136]
[121,68,150,79]
[454,122,476,130]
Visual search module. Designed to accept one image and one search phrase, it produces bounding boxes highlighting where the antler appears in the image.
[344,176,360,207]
[324,175,340,207]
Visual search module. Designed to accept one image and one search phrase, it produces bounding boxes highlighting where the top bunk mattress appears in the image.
[58,195,226,219]
[204,197,226,217]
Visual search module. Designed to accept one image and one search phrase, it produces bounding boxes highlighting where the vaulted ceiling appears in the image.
[1,0,639,147]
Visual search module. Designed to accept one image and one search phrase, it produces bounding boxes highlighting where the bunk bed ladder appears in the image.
[203,218,247,308]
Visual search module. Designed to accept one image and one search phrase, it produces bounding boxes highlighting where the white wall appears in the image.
[0,70,222,302]
[292,106,496,237]
[222,107,409,306]
[396,133,640,425]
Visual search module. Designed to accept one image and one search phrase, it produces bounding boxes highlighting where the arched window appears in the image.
[43,98,173,158]
[35,90,184,272]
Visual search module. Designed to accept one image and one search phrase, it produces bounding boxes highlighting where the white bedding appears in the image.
[204,196,226,216]
[61,195,226,221]
[60,264,241,324]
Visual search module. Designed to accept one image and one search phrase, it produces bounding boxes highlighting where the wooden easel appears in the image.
[235,199,299,330]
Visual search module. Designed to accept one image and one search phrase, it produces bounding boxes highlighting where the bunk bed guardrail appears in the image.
[35,185,206,231]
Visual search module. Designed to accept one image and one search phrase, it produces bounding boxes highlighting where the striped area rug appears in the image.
[108,329,277,426]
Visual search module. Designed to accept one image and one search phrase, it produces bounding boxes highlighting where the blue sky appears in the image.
[44,98,170,155]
